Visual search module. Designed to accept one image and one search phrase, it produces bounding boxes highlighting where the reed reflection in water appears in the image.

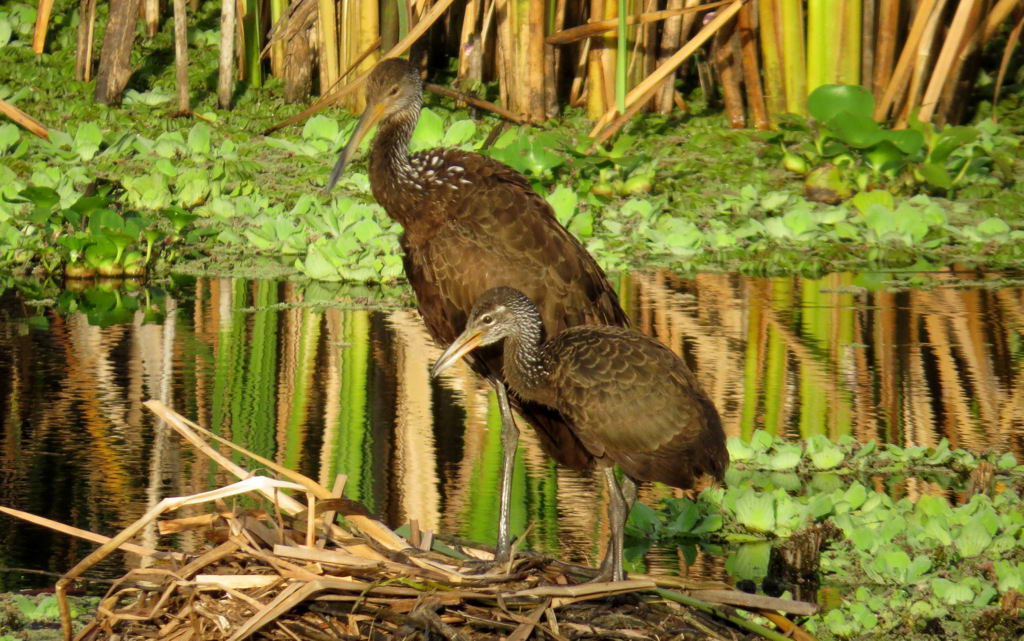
[0,271,1021,589]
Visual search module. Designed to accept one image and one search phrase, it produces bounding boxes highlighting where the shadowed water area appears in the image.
[0,271,1021,591]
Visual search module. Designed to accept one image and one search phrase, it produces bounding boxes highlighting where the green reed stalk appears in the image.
[338,310,371,507]
[242,0,262,87]
[616,0,627,114]
[739,291,763,439]
[758,0,786,117]
[241,281,279,457]
[839,0,861,86]
[832,274,854,438]
[806,0,828,93]
[798,278,826,438]
[779,0,806,114]
[282,308,323,470]
[763,278,791,435]
[269,0,286,76]
[464,393,527,544]
[211,281,247,453]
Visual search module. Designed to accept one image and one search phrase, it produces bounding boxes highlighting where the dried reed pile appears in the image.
[1,400,818,641]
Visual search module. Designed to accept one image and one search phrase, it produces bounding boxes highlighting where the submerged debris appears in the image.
[10,401,818,641]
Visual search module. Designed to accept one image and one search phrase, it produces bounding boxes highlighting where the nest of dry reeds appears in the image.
[5,401,819,641]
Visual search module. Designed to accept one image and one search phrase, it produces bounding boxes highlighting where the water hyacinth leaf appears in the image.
[442,120,476,147]
[750,430,774,452]
[848,602,878,631]
[808,84,875,122]
[931,578,973,605]
[768,444,802,470]
[851,190,894,216]
[545,186,577,226]
[625,502,661,537]
[918,162,953,190]
[665,498,700,535]
[806,434,844,469]
[726,436,755,462]
[734,490,775,532]
[955,516,993,557]
[976,217,1010,238]
[993,561,1024,593]
[73,122,102,160]
[725,542,770,581]
[410,108,444,150]
[828,114,886,148]
[187,122,212,155]
[930,126,978,164]
[690,513,723,534]
[907,555,931,582]
[302,115,340,142]
[996,452,1018,470]
[883,128,925,155]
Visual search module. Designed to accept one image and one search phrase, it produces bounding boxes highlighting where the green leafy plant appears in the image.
[773,84,1008,200]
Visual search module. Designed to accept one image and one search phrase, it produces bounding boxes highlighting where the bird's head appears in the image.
[430,288,534,378]
[324,58,422,192]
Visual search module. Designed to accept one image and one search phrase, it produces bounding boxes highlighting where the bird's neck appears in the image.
[369,109,421,218]
[502,316,554,403]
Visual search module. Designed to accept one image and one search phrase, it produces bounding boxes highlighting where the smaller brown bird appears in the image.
[431,287,728,581]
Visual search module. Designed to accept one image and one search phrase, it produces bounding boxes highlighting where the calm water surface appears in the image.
[0,271,1021,590]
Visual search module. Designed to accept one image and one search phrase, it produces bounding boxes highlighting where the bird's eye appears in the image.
[389,86,400,96]
[481,315,494,325]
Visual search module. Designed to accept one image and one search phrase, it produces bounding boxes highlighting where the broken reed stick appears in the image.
[546,1,730,45]
[425,83,528,123]
[0,505,182,560]
[0,98,49,139]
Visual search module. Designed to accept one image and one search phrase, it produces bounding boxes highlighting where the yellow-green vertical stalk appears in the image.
[463,393,527,545]
[615,0,627,114]
[839,0,861,86]
[238,281,279,457]
[763,278,791,435]
[281,308,323,470]
[242,0,262,87]
[780,0,806,114]
[269,0,286,76]
[758,0,786,117]
[337,310,371,506]
[806,0,829,93]
[317,0,339,88]
[831,274,855,439]
[798,278,826,438]
[739,292,763,439]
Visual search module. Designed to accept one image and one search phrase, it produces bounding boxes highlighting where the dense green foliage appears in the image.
[2,0,1024,290]
[626,433,1024,640]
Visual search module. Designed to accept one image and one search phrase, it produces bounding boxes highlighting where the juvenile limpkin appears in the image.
[431,287,728,581]
[325,58,629,563]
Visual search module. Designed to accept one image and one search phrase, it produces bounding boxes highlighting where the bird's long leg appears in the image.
[594,467,637,582]
[493,380,520,564]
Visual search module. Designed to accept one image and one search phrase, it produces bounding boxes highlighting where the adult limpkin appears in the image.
[324,58,629,563]
[431,287,728,581]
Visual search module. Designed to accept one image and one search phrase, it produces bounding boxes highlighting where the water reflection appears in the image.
[0,271,1021,589]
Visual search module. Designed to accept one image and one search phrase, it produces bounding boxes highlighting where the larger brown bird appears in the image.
[325,58,628,563]
[431,287,728,581]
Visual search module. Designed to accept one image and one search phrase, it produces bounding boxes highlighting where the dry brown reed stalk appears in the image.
[32,0,55,53]
[589,0,744,146]
[74,0,98,81]
[871,0,899,97]
[265,0,457,134]
[737,1,769,129]
[714,18,745,128]
[991,5,1024,118]
[873,0,939,122]
[172,0,189,113]
[917,0,979,123]
[0,98,49,139]
[217,0,237,108]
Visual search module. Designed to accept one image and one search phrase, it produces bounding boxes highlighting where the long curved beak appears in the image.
[323,101,388,194]
[430,329,485,378]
